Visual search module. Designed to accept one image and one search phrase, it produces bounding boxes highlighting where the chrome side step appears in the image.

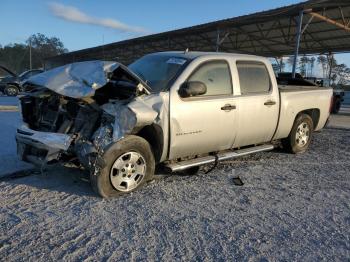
[166,144,274,172]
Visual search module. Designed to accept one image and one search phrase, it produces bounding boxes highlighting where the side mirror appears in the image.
[178,81,207,98]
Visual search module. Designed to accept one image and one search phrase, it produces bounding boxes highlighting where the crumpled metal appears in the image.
[103,93,170,162]
[113,107,137,141]
[25,61,120,98]
[101,100,136,141]
[93,125,113,152]
[20,125,73,150]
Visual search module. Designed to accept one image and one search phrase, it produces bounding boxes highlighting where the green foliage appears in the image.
[0,33,68,74]
[299,55,309,76]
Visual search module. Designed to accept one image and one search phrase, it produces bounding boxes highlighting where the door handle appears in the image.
[264,100,276,106]
[221,104,236,111]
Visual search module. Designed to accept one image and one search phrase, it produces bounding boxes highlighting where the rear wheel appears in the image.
[282,114,313,154]
[4,85,19,96]
[90,135,155,198]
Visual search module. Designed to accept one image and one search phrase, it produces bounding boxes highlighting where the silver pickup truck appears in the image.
[16,52,333,197]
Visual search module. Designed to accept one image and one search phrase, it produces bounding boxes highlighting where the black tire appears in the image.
[331,97,341,114]
[4,85,19,96]
[90,135,155,198]
[282,113,313,154]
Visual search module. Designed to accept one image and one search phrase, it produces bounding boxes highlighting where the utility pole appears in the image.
[292,10,304,78]
[29,39,32,70]
[216,28,220,52]
[328,52,334,82]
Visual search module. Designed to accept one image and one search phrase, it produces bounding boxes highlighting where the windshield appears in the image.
[128,54,188,92]
[19,71,31,78]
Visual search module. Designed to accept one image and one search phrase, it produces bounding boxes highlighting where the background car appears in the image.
[0,66,44,96]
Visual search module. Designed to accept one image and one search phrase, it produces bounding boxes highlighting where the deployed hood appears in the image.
[0,66,17,83]
[0,65,17,77]
[25,60,151,98]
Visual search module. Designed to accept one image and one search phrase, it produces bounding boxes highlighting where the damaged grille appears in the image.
[20,90,101,139]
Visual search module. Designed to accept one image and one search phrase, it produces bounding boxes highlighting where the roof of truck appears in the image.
[149,51,266,60]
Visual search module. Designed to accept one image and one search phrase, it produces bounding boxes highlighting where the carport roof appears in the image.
[46,0,350,67]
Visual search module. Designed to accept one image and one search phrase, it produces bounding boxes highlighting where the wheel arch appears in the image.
[6,82,20,88]
[295,108,320,129]
[135,124,164,163]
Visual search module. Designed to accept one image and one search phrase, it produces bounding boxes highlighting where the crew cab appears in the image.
[16,52,333,197]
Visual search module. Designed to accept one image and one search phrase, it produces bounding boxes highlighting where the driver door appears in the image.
[169,59,238,159]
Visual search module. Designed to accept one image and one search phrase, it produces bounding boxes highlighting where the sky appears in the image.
[1,0,350,69]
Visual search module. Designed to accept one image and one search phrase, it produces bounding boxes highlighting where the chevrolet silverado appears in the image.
[16,52,333,197]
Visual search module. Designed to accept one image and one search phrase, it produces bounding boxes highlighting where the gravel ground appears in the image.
[0,128,350,261]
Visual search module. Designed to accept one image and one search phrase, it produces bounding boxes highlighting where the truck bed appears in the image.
[273,85,333,140]
[278,85,331,92]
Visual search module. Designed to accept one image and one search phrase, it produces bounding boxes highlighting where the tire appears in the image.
[90,135,155,198]
[4,85,19,96]
[282,113,313,154]
[332,97,341,114]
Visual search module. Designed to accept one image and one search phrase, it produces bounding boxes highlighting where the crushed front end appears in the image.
[16,60,152,171]
[16,88,103,167]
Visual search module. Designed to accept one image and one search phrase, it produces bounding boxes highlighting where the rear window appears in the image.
[237,61,271,95]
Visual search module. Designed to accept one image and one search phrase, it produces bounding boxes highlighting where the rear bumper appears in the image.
[16,125,73,165]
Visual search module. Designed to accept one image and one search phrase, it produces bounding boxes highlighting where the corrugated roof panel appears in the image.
[45,0,350,67]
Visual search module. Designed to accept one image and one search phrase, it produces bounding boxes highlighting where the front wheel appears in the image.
[90,135,155,198]
[282,114,313,154]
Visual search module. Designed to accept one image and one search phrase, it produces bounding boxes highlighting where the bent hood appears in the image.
[0,65,17,77]
[25,60,151,98]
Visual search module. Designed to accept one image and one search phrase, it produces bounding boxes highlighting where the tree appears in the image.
[278,57,285,72]
[332,63,350,85]
[26,33,68,69]
[326,54,336,79]
[0,33,68,73]
[309,57,316,77]
[272,57,285,74]
[317,55,327,78]
[287,56,295,69]
[0,43,29,73]
[299,55,309,77]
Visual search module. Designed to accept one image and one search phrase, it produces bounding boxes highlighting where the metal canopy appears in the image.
[46,0,350,68]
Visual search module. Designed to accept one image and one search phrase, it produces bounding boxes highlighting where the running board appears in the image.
[166,144,274,172]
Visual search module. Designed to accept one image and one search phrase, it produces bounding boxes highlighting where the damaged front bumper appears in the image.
[16,125,73,166]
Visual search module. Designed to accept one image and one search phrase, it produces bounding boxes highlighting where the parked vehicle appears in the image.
[277,74,345,114]
[304,77,345,113]
[0,66,43,96]
[16,52,333,197]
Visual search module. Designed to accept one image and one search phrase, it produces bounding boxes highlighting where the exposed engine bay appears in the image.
[16,60,167,172]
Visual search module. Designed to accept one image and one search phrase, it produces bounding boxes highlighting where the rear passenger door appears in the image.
[233,61,279,147]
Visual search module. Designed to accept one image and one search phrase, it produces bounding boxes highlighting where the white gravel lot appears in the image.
[1,125,349,261]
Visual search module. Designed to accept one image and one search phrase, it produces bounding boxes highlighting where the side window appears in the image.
[237,61,271,95]
[188,61,232,96]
